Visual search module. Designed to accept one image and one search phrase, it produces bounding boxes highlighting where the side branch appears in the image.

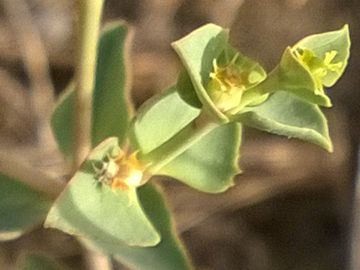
[74,0,104,168]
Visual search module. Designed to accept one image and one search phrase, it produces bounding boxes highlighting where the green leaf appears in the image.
[45,138,160,247]
[51,22,132,159]
[92,22,133,146]
[18,254,64,270]
[158,123,241,193]
[172,23,229,122]
[113,184,193,270]
[0,174,51,241]
[234,91,333,152]
[177,69,202,108]
[130,86,200,154]
[51,83,75,158]
[294,24,350,87]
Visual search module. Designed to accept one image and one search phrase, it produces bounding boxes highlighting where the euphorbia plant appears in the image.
[0,1,350,269]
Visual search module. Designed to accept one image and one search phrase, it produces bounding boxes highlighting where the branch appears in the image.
[74,0,104,168]
[73,2,113,270]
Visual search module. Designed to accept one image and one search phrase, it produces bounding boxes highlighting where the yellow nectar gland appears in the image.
[93,151,145,191]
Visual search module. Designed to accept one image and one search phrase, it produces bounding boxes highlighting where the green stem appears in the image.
[74,0,104,168]
[140,111,218,174]
[242,70,279,107]
[73,3,112,270]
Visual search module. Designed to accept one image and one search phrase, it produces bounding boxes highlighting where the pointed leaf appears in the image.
[45,138,160,247]
[234,91,332,151]
[172,23,229,122]
[92,22,133,146]
[158,123,241,193]
[18,254,64,270]
[113,184,193,270]
[0,174,51,241]
[51,22,132,159]
[130,86,200,154]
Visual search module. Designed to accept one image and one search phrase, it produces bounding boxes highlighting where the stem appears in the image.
[73,3,113,270]
[74,0,104,168]
[238,69,280,110]
[140,111,218,174]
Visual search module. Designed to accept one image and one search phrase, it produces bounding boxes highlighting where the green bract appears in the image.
[171,23,350,152]
[45,138,161,248]
[173,24,267,122]
[294,24,350,88]
[252,25,350,107]
[235,91,333,152]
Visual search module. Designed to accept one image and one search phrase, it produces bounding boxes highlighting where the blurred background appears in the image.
[0,0,359,269]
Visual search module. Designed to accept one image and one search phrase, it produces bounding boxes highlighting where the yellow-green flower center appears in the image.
[294,48,343,94]
[209,56,245,92]
[207,53,263,113]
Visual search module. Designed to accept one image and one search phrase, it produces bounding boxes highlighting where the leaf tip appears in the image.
[340,24,350,38]
[325,140,334,153]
